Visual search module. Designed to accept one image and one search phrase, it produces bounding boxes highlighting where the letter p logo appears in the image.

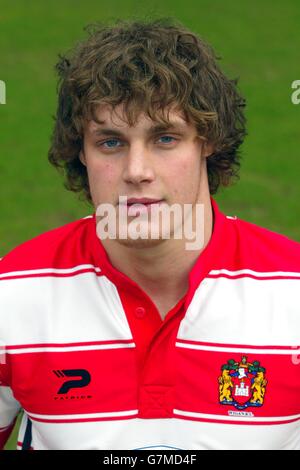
[53,369,91,394]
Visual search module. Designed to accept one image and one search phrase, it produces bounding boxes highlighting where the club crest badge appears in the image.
[218,356,267,410]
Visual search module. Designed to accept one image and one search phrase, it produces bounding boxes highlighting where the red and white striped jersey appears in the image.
[1,198,300,450]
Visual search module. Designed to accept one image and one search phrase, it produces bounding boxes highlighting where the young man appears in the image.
[1,18,300,450]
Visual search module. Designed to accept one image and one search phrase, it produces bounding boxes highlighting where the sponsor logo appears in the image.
[53,369,92,400]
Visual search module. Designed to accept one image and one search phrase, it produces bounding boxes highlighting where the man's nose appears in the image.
[122,144,155,184]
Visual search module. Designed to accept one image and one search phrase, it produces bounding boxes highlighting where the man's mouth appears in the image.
[118,198,164,216]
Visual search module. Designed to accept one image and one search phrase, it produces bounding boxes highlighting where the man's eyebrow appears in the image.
[90,122,187,137]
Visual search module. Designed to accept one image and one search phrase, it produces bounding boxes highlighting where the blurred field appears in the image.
[1,0,300,450]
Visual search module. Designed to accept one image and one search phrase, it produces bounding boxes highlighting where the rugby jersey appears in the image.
[0,198,300,450]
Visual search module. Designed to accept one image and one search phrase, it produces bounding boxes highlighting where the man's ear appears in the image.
[79,150,86,166]
[202,140,214,158]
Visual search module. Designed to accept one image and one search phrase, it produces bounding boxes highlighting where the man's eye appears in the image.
[157,135,177,144]
[97,139,121,148]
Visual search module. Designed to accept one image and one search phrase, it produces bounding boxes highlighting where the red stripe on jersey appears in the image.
[7,346,300,425]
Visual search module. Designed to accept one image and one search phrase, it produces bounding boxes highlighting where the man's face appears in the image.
[80,103,212,248]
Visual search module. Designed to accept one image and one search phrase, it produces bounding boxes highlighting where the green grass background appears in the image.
[1,0,300,450]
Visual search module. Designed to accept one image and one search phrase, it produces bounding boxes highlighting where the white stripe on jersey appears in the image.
[18,413,300,450]
[0,264,101,279]
[27,409,139,421]
[179,277,300,345]
[6,343,136,354]
[175,342,300,355]
[1,273,300,346]
[0,273,133,345]
[173,409,300,423]
[209,269,300,278]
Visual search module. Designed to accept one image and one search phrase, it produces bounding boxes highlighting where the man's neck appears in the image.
[101,198,213,319]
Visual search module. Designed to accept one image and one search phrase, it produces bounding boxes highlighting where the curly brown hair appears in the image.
[48,17,246,203]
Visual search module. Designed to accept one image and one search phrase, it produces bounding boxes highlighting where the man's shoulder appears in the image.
[233,215,300,251]
[227,214,300,271]
[0,215,95,276]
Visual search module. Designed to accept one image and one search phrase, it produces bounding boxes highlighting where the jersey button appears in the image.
[135,307,146,318]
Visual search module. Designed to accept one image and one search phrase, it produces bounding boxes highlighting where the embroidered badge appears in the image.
[218,356,267,410]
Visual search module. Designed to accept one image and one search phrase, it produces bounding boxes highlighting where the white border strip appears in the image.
[27,409,138,421]
[174,409,300,423]
[208,269,300,278]
[176,342,300,355]
[0,264,101,279]
[6,342,136,354]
